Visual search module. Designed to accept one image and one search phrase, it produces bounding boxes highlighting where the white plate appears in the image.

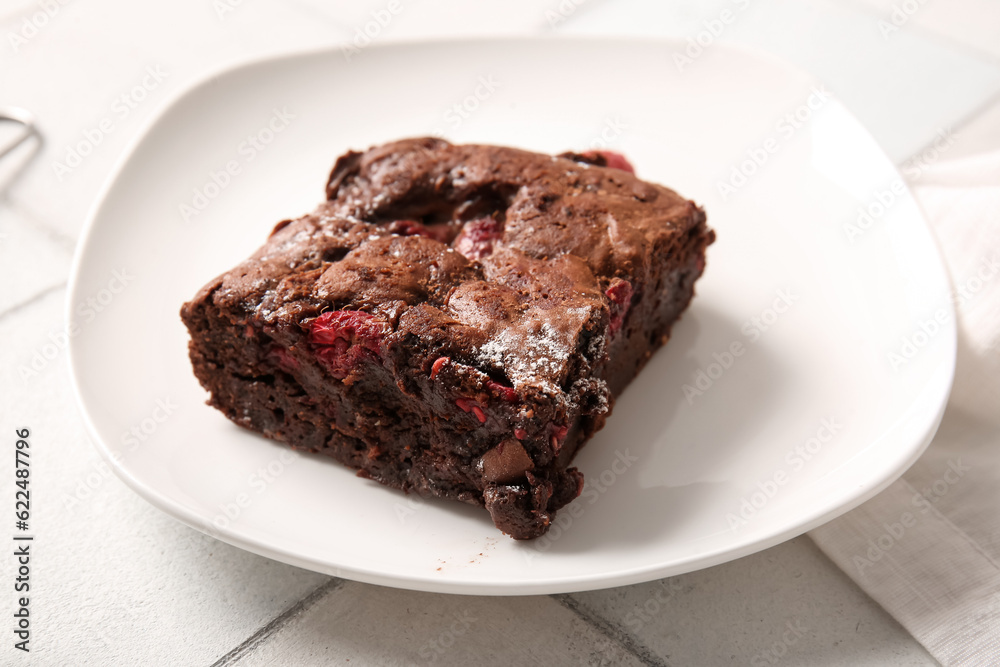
[68,38,955,595]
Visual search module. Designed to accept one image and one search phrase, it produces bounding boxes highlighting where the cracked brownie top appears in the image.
[196,137,707,399]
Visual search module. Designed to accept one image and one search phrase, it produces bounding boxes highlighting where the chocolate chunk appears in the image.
[480,439,535,484]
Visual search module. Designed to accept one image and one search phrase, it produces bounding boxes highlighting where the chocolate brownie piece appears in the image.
[181,138,714,539]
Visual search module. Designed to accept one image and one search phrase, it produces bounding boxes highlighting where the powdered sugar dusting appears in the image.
[476,321,571,395]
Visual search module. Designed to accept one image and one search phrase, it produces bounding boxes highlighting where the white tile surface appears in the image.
[234,581,646,667]
[849,0,1000,61]
[0,0,347,239]
[554,0,1000,163]
[0,205,72,313]
[0,289,329,666]
[942,95,1000,161]
[568,537,937,666]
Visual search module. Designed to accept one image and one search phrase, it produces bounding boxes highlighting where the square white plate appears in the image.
[68,38,955,595]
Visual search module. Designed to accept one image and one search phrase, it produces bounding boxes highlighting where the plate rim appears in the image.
[66,35,958,595]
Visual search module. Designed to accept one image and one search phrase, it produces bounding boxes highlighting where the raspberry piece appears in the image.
[308,310,388,379]
[581,150,635,174]
[455,398,488,424]
[485,379,518,402]
[386,219,453,243]
[266,345,299,373]
[605,278,633,335]
[550,424,569,454]
[430,356,450,379]
[387,219,432,238]
[454,216,502,261]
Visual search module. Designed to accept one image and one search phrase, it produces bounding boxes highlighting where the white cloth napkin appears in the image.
[810,150,1000,667]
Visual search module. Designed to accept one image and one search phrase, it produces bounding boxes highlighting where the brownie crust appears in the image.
[181,138,714,539]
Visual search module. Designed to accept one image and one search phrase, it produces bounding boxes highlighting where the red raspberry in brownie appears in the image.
[266,344,299,373]
[429,356,450,379]
[550,424,569,454]
[605,278,634,335]
[455,397,488,423]
[454,216,502,261]
[582,150,635,174]
[386,219,433,238]
[385,219,454,243]
[308,310,387,379]
[559,149,636,174]
[485,379,518,403]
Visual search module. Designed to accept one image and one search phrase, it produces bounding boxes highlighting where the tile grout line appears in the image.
[836,0,1000,66]
[551,594,671,667]
[208,578,344,667]
[5,198,80,252]
[0,281,65,324]
[900,88,1000,167]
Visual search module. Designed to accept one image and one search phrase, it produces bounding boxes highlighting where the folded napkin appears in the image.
[810,150,1000,666]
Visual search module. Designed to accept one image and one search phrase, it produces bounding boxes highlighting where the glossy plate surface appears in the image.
[68,38,955,595]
